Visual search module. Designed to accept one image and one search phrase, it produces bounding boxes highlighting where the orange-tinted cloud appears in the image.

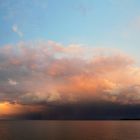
[0,41,140,106]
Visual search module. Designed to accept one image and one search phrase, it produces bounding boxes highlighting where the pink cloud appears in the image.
[0,41,140,105]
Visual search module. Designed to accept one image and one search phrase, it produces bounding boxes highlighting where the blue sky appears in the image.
[1,0,140,59]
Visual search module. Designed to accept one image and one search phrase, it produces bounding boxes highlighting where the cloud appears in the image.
[8,79,18,86]
[0,40,140,107]
[12,24,23,37]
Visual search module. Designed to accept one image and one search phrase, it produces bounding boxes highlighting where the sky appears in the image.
[1,0,140,119]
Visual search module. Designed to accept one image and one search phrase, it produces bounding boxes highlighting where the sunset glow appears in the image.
[0,101,44,118]
[0,102,21,116]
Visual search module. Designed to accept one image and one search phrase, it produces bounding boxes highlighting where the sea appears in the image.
[0,121,140,140]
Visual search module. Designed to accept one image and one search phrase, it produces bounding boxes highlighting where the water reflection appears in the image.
[0,121,140,140]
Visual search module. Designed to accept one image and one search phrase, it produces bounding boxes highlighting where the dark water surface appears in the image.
[0,121,140,140]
